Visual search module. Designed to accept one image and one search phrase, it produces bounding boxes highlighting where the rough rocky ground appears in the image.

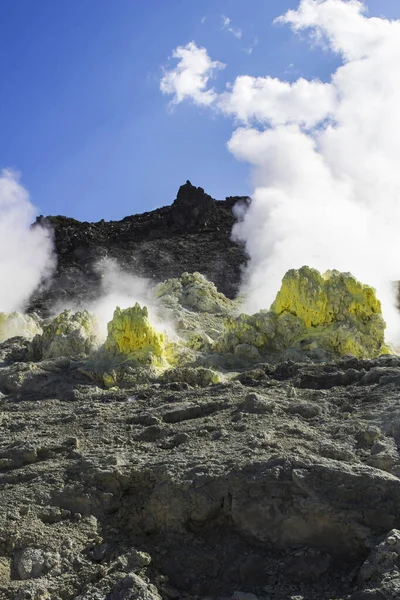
[29,182,249,315]
[2,335,400,599]
[9,183,400,598]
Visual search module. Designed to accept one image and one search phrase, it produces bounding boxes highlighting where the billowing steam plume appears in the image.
[161,0,400,343]
[87,258,175,342]
[0,170,55,312]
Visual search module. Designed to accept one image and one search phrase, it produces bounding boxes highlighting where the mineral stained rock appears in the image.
[105,304,169,366]
[2,267,389,385]
[154,271,238,356]
[215,266,387,361]
[29,309,99,360]
[161,366,221,387]
[271,266,386,358]
[155,271,236,314]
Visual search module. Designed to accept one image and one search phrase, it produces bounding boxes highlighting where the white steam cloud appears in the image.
[161,0,400,343]
[87,258,175,343]
[0,169,55,313]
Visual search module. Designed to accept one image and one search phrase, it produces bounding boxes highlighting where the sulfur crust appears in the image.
[2,268,390,387]
[216,266,387,359]
[105,304,171,366]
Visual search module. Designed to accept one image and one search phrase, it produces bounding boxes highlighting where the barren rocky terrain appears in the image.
[2,337,400,599]
[2,184,400,599]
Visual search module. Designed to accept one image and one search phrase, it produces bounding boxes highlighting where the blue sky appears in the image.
[0,0,399,221]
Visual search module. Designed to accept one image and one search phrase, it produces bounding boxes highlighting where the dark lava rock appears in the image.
[29,181,250,315]
[171,180,218,232]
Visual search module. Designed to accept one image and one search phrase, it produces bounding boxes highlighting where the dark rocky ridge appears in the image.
[29,181,250,314]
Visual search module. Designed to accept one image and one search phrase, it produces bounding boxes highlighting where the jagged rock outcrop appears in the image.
[170,181,218,232]
[29,182,249,315]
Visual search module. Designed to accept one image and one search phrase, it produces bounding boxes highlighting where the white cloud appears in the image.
[221,15,242,39]
[243,36,259,55]
[160,42,225,106]
[162,0,400,342]
[218,75,336,126]
[276,0,391,61]
[0,169,55,313]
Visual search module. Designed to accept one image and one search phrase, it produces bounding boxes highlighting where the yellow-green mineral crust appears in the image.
[271,267,386,358]
[213,310,276,353]
[105,304,167,366]
[155,271,235,314]
[29,309,99,360]
[154,272,239,354]
[215,267,387,360]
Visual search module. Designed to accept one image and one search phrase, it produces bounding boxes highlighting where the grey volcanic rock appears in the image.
[2,339,400,598]
[29,182,250,315]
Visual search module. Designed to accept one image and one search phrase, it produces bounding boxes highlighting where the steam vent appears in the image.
[1,185,400,600]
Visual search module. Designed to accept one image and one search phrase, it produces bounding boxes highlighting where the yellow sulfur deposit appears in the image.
[271,267,383,327]
[271,267,386,358]
[214,266,387,361]
[271,266,328,328]
[105,304,168,365]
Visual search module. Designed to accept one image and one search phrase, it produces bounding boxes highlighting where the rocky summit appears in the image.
[29,181,249,315]
[1,190,400,599]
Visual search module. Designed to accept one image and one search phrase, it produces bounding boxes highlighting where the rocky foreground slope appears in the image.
[2,341,400,600]
[1,262,400,599]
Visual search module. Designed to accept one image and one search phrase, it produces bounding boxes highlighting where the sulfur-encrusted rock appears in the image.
[29,310,99,360]
[155,271,235,314]
[214,267,387,362]
[213,310,276,354]
[0,312,42,343]
[105,304,168,366]
[153,273,239,359]
[271,267,386,358]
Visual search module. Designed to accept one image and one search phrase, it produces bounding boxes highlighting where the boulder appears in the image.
[29,310,99,360]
